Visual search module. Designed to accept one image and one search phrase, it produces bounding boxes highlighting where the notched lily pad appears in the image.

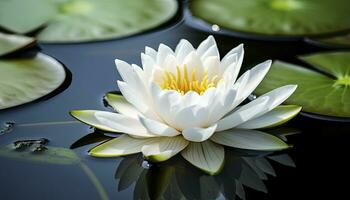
[0,53,66,109]
[1,0,178,42]
[0,32,36,56]
[255,52,350,118]
[189,0,350,37]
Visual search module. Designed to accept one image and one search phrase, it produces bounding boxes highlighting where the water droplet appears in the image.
[142,160,152,169]
[211,24,220,32]
[12,138,50,151]
[0,122,15,135]
[32,144,48,152]
[248,94,257,101]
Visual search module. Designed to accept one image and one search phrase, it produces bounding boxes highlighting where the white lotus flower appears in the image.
[71,36,301,174]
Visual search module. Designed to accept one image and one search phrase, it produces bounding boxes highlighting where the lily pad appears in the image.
[0,0,56,34]
[0,53,66,109]
[0,32,36,56]
[0,0,178,42]
[255,52,350,118]
[189,0,350,37]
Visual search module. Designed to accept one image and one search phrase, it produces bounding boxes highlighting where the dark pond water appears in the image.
[1,2,350,199]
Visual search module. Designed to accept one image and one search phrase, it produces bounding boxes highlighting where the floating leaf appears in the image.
[1,0,178,42]
[0,53,66,109]
[189,0,350,37]
[0,32,35,56]
[0,145,79,165]
[0,0,56,34]
[255,52,350,118]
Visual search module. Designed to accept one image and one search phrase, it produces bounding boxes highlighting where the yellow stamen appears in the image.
[160,65,218,95]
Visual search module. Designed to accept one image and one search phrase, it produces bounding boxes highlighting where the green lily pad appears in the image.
[255,52,350,118]
[0,0,178,42]
[189,0,350,37]
[0,32,36,56]
[0,53,66,109]
[0,0,56,34]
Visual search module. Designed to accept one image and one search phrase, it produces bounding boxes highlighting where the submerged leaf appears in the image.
[190,0,350,37]
[0,53,66,109]
[0,145,79,165]
[255,52,350,118]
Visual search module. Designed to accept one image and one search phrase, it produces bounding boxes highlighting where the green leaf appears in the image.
[0,32,35,56]
[211,129,290,151]
[0,145,79,165]
[181,140,225,175]
[255,52,350,117]
[190,0,350,37]
[0,0,56,34]
[142,136,189,162]
[89,134,156,157]
[0,53,66,110]
[237,105,302,129]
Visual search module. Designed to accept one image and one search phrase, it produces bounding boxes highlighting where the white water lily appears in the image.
[70,36,301,174]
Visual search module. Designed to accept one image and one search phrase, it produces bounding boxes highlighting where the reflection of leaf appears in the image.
[0,53,66,110]
[190,0,350,36]
[115,155,144,191]
[0,32,35,56]
[146,165,174,200]
[255,52,350,118]
[0,145,79,165]
[239,161,268,193]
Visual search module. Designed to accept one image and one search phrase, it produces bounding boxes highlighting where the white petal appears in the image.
[104,93,141,118]
[221,44,244,69]
[117,81,148,114]
[157,43,174,66]
[231,60,271,109]
[203,56,221,79]
[89,134,155,157]
[173,105,207,130]
[183,51,204,78]
[181,140,224,175]
[196,35,217,57]
[210,129,289,151]
[70,110,155,137]
[141,136,189,162]
[139,116,180,137]
[115,59,145,92]
[94,111,155,137]
[145,46,157,60]
[216,96,270,131]
[208,88,237,124]
[200,45,220,61]
[141,53,157,77]
[175,39,195,65]
[182,124,217,142]
[237,105,301,129]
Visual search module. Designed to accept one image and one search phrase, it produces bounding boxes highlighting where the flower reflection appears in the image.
[115,150,295,200]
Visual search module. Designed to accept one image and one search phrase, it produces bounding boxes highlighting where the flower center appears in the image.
[160,65,218,95]
[333,76,350,87]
